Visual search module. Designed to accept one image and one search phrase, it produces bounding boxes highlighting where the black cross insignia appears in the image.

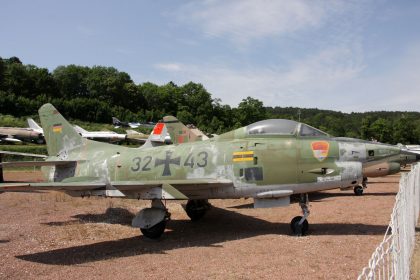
[155,150,181,176]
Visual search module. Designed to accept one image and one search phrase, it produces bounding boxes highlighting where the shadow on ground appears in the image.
[42,207,135,226]
[19,207,388,265]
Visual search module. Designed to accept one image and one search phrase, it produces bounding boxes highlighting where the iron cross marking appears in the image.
[155,150,181,176]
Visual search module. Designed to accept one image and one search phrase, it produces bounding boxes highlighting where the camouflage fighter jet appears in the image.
[0,123,44,144]
[164,117,419,196]
[0,104,409,238]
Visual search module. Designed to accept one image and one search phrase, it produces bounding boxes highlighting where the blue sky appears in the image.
[1,0,420,112]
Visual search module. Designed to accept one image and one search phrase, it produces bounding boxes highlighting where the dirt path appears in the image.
[0,171,401,279]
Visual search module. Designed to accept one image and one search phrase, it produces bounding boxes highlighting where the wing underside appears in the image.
[0,178,233,199]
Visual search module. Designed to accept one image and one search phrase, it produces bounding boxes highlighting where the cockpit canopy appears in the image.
[246,119,329,137]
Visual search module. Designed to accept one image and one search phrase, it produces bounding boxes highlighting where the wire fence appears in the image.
[358,164,420,280]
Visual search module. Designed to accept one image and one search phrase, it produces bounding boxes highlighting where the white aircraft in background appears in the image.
[73,125,127,143]
[29,118,127,144]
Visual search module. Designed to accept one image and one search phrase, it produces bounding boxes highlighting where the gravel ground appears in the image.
[0,171,402,280]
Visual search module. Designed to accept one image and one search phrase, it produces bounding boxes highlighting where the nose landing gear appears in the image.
[290,194,310,236]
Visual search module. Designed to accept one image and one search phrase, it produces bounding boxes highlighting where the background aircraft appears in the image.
[0,119,45,144]
[112,117,157,129]
[112,117,142,128]
[73,125,127,143]
[1,103,409,240]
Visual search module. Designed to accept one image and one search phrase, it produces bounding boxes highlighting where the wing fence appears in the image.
[358,164,420,280]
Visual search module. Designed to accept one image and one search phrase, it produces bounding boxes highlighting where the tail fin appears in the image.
[27,118,43,134]
[163,116,207,144]
[112,117,121,127]
[39,104,84,157]
[140,123,168,148]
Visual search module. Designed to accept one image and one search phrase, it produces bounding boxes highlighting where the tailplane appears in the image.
[39,104,85,157]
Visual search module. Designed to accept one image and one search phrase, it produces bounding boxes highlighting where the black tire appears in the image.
[290,216,309,236]
[354,186,364,196]
[185,200,207,221]
[140,220,166,239]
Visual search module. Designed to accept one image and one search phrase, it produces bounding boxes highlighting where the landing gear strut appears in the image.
[290,194,310,236]
[132,199,170,239]
[184,199,211,221]
[354,177,368,196]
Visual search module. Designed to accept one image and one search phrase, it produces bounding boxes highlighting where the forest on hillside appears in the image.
[0,56,419,144]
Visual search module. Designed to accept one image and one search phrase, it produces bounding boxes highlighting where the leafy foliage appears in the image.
[0,56,419,144]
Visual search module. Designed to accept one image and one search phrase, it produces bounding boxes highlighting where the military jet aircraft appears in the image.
[164,117,419,196]
[73,125,127,143]
[112,117,140,129]
[0,120,45,144]
[0,104,409,239]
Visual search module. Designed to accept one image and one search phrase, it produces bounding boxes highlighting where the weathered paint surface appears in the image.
[8,104,400,202]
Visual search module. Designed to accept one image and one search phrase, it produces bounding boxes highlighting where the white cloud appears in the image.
[177,0,344,43]
[154,63,183,72]
[155,45,365,108]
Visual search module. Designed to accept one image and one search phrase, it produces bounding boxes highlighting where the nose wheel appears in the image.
[354,185,364,196]
[290,194,310,236]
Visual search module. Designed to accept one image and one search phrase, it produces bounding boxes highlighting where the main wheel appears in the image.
[290,216,309,236]
[354,185,364,196]
[185,200,207,221]
[140,220,166,239]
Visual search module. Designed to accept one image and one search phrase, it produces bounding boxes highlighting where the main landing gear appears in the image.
[184,199,211,221]
[290,194,310,236]
[132,199,170,239]
[354,177,368,196]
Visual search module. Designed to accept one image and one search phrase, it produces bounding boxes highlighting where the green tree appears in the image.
[360,117,372,140]
[370,118,392,143]
[236,97,267,125]
[393,116,416,144]
[53,65,89,98]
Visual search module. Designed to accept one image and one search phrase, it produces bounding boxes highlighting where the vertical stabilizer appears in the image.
[39,104,84,157]
[112,117,121,127]
[140,123,168,148]
[27,118,43,134]
[163,116,207,144]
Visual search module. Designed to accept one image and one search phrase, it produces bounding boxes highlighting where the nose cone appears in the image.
[400,149,420,163]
